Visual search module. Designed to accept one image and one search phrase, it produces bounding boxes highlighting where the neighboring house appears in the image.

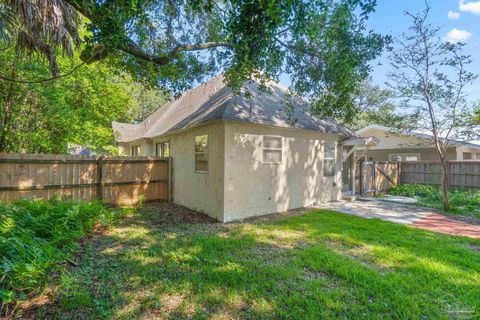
[356,125,480,162]
[113,76,375,222]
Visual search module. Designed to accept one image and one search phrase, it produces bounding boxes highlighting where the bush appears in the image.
[0,199,117,312]
[387,184,480,217]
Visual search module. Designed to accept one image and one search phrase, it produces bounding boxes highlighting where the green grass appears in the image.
[387,184,480,219]
[21,204,480,320]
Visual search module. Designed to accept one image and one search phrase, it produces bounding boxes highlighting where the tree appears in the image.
[0,41,166,153]
[350,80,417,130]
[1,0,387,121]
[388,3,479,210]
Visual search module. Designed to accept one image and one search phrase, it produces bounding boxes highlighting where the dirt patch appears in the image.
[443,214,480,226]
[135,202,218,225]
[242,207,311,223]
[467,244,480,253]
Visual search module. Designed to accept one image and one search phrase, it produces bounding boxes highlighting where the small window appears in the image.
[156,141,170,157]
[476,153,480,160]
[463,152,473,160]
[405,155,419,161]
[391,155,402,161]
[132,145,141,156]
[323,141,336,177]
[195,135,208,172]
[263,136,282,164]
[389,153,420,162]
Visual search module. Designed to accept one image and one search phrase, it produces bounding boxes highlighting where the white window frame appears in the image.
[155,141,170,157]
[388,153,420,162]
[131,145,141,156]
[323,141,336,177]
[262,135,283,164]
[463,152,473,160]
[195,134,208,173]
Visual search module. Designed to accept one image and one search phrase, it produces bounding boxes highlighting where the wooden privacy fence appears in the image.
[400,161,480,189]
[0,153,171,204]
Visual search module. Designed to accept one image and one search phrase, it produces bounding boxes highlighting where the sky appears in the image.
[366,0,480,101]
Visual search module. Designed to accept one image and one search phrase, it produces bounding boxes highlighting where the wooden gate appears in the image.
[357,161,400,196]
[0,153,172,205]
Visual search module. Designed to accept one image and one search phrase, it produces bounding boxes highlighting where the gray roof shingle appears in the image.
[113,76,357,142]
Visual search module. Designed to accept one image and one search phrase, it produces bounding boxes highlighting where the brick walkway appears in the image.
[412,214,480,239]
[316,200,480,239]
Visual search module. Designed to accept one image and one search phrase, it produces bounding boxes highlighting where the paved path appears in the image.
[314,199,480,239]
[412,214,480,239]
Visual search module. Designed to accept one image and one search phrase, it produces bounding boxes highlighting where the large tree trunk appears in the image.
[440,159,449,210]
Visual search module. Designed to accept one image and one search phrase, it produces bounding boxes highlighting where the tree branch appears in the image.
[0,62,86,84]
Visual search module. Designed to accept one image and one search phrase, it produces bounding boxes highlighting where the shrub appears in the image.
[387,184,480,218]
[387,184,439,198]
[0,199,117,313]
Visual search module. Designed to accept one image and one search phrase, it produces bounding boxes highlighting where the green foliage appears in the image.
[350,80,418,129]
[0,199,119,311]
[388,184,480,218]
[0,43,167,153]
[2,0,388,121]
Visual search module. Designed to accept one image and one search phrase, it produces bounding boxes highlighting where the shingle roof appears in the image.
[113,76,357,142]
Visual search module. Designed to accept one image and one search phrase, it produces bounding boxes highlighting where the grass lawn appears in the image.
[21,203,480,320]
[387,184,480,220]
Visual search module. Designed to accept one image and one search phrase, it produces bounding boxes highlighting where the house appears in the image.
[356,125,480,162]
[113,76,376,222]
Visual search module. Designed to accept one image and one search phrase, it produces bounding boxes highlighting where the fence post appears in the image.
[97,156,104,201]
[168,157,172,202]
[397,162,401,185]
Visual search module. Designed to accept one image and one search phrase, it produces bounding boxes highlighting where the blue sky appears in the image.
[367,0,480,101]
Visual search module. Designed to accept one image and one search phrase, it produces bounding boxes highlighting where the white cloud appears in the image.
[459,0,480,15]
[444,28,472,43]
[448,11,460,19]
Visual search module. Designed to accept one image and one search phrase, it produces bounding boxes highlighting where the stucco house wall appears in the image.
[118,121,343,222]
[167,122,225,220]
[223,121,342,222]
[364,148,457,161]
[357,126,480,161]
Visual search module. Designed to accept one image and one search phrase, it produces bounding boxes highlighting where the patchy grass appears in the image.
[18,203,480,319]
[387,184,480,219]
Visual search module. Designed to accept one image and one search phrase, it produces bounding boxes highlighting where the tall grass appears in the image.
[0,199,118,314]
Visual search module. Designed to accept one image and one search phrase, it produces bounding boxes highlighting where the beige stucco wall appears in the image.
[118,140,152,156]
[118,121,344,222]
[363,148,457,161]
[222,121,342,222]
[167,122,225,220]
[358,128,461,161]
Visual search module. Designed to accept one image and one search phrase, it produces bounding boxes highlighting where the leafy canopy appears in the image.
[0,41,166,153]
[2,0,387,121]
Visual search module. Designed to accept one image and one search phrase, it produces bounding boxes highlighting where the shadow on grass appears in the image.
[22,204,480,320]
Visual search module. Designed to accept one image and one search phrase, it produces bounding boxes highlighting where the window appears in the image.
[155,141,170,157]
[463,152,473,160]
[262,136,283,164]
[389,153,420,162]
[195,135,208,172]
[476,153,480,160]
[323,141,336,177]
[132,145,141,156]
[391,155,402,162]
[405,155,419,161]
